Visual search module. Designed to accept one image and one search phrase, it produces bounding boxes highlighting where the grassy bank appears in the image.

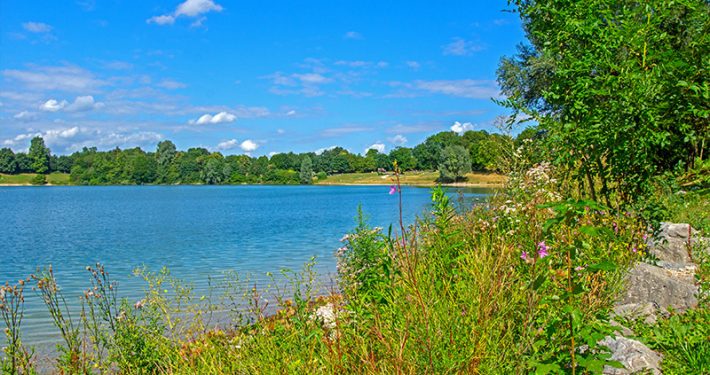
[316,171,506,187]
[0,171,506,187]
[0,173,71,186]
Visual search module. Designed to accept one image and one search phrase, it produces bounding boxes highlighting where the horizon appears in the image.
[0,1,525,156]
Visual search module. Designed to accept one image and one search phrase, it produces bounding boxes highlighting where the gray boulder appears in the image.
[617,263,698,317]
[600,336,662,375]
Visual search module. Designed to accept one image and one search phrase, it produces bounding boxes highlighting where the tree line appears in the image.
[0,128,535,185]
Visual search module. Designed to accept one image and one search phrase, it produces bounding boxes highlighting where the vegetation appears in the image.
[0,0,708,373]
[0,129,517,186]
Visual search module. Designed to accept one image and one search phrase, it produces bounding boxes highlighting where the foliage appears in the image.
[28,137,50,174]
[30,174,47,185]
[0,148,17,174]
[438,145,472,182]
[299,156,313,184]
[498,0,709,204]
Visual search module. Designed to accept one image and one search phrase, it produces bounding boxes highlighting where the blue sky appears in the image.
[0,0,525,156]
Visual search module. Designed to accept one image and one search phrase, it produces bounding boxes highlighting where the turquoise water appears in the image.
[0,185,491,345]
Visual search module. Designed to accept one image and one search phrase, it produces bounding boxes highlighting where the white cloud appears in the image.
[366,143,386,154]
[148,0,223,26]
[293,73,331,84]
[443,38,484,56]
[344,31,362,40]
[40,99,68,112]
[276,129,285,135]
[13,111,38,122]
[2,126,162,153]
[406,61,421,70]
[3,65,105,93]
[451,121,474,135]
[388,134,407,145]
[286,110,296,116]
[147,15,175,25]
[65,95,104,112]
[22,22,52,33]
[215,139,238,151]
[38,96,103,112]
[239,139,258,152]
[189,111,236,125]
[414,79,499,99]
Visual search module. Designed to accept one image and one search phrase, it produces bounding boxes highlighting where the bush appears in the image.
[30,174,47,185]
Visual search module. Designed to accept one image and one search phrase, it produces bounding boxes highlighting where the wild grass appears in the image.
[2,159,662,374]
[315,171,506,187]
[0,173,71,186]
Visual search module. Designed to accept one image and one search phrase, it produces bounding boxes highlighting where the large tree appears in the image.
[498,0,709,202]
[438,145,472,182]
[28,137,50,174]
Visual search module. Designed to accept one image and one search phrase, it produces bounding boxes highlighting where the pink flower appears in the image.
[537,241,549,259]
[520,251,528,260]
[389,185,397,195]
[632,246,638,253]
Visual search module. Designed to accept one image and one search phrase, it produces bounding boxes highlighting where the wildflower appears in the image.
[642,233,648,242]
[339,234,350,242]
[612,222,618,234]
[575,265,586,272]
[520,251,528,260]
[134,299,145,309]
[632,246,638,253]
[389,185,397,195]
[537,241,549,259]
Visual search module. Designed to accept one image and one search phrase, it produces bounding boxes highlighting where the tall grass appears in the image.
[0,161,681,374]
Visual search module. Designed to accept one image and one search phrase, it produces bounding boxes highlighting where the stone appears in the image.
[613,303,659,325]
[649,238,693,265]
[600,336,662,375]
[618,263,698,314]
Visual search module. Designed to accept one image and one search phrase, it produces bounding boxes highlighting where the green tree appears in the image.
[498,0,709,202]
[28,136,50,174]
[0,148,17,174]
[299,156,313,184]
[201,154,225,185]
[388,147,418,171]
[14,153,33,173]
[438,145,472,182]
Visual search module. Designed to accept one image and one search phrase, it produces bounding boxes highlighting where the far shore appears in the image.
[0,171,506,188]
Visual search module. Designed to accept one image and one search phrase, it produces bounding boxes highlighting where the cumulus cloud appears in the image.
[148,0,223,26]
[22,22,52,33]
[189,111,236,125]
[38,96,103,112]
[239,139,258,152]
[215,139,238,151]
[388,134,407,145]
[366,143,386,154]
[40,99,68,112]
[443,38,484,56]
[13,111,38,122]
[65,95,104,112]
[451,121,474,135]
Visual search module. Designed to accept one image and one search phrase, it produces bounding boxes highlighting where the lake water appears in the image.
[0,185,492,346]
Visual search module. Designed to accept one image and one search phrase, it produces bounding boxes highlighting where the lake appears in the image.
[0,185,492,346]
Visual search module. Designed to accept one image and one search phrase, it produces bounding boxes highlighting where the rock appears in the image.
[618,263,698,314]
[613,303,659,325]
[657,222,695,240]
[600,336,662,375]
[649,238,693,265]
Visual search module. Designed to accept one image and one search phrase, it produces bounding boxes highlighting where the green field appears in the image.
[316,171,506,187]
[0,173,71,185]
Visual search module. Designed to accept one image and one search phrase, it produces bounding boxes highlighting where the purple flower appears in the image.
[612,222,618,234]
[575,265,586,271]
[537,241,549,259]
[520,251,528,260]
[389,185,397,195]
[632,246,638,253]
[642,233,648,241]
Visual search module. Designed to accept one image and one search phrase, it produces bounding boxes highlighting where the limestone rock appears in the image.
[618,263,698,314]
[600,336,662,375]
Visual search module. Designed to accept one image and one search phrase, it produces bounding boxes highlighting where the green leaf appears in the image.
[587,261,617,272]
